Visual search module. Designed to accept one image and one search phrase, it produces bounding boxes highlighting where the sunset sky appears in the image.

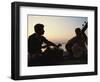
[27,15,88,43]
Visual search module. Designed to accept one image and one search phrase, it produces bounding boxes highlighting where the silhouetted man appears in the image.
[28,24,59,59]
[65,22,88,58]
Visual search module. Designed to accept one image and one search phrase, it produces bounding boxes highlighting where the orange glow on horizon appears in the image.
[28,15,87,43]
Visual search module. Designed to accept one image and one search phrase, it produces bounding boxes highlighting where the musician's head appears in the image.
[34,23,45,35]
[75,28,81,36]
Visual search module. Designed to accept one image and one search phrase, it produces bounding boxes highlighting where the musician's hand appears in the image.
[56,43,62,48]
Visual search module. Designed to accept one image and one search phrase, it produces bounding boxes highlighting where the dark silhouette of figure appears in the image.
[28,24,60,66]
[65,22,88,58]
